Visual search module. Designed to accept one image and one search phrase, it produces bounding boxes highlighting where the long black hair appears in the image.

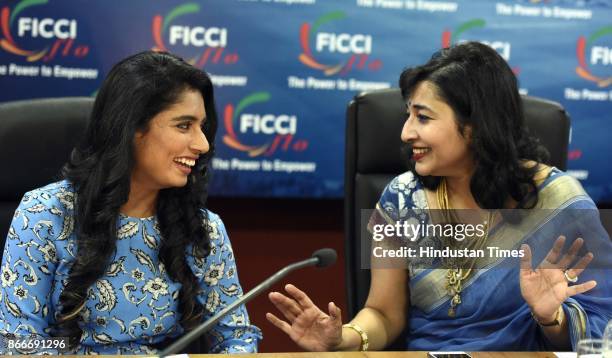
[399,41,548,209]
[55,51,218,348]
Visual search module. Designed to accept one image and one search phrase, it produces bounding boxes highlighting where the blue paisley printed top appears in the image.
[0,180,262,354]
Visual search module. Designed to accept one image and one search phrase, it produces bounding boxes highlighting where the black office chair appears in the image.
[343,88,571,348]
[0,97,93,254]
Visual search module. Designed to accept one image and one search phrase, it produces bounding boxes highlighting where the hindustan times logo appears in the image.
[576,26,612,87]
[152,2,237,67]
[0,0,89,62]
[223,92,308,157]
[299,11,382,76]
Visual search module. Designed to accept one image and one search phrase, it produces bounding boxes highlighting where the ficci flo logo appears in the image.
[152,2,238,68]
[442,19,516,72]
[576,26,612,88]
[222,92,308,157]
[0,0,88,62]
[299,11,382,76]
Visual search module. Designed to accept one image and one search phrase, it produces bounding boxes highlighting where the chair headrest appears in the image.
[348,88,570,174]
[0,97,93,200]
[349,88,410,174]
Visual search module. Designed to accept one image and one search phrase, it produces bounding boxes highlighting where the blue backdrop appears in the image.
[1,0,610,201]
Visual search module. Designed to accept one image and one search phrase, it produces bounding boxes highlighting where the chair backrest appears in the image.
[0,97,93,247]
[343,88,571,321]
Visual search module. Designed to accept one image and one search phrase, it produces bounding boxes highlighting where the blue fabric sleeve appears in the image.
[1,189,64,353]
[374,171,424,222]
[191,212,262,353]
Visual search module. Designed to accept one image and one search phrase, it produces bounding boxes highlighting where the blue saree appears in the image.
[370,168,612,351]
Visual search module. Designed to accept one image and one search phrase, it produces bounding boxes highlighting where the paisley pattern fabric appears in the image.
[0,180,261,354]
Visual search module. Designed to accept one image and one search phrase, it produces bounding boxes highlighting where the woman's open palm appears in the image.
[266,284,343,352]
[520,236,597,321]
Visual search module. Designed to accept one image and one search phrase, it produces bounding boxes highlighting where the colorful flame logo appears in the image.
[441,19,520,76]
[299,11,349,76]
[152,2,198,52]
[441,18,486,49]
[0,0,49,61]
[222,92,272,157]
[576,26,612,88]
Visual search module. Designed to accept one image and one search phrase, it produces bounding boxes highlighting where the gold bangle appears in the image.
[342,323,369,351]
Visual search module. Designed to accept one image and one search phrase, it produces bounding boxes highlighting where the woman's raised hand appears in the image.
[520,236,597,323]
[266,284,343,352]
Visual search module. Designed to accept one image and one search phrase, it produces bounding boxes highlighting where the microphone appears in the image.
[158,248,337,357]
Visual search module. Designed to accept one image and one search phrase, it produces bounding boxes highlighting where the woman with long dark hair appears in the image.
[0,51,261,354]
[266,42,611,351]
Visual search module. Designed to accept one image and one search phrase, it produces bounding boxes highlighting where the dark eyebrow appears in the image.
[171,115,207,123]
[408,102,437,116]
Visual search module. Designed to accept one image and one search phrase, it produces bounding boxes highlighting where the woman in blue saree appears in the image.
[369,167,611,351]
[265,42,611,351]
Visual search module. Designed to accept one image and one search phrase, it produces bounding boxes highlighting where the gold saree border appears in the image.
[410,175,589,313]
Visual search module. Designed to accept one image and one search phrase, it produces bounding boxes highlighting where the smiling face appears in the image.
[132,88,209,191]
[401,81,474,178]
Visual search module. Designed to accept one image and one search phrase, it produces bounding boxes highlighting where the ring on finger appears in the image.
[564,269,578,283]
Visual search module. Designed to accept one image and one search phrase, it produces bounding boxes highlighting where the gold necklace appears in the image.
[436,178,493,317]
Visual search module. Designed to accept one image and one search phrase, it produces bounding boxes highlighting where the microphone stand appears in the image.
[158,256,319,357]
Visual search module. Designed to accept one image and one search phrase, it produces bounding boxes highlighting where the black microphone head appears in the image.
[312,248,337,268]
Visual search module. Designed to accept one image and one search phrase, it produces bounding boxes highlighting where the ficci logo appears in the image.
[152,2,238,68]
[299,11,382,76]
[441,19,515,72]
[223,92,308,157]
[0,0,89,62]
[576,26,612,87]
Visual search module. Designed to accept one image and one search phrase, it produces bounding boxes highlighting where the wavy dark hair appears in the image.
[54,51,217,349]
[399,41,549,209]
